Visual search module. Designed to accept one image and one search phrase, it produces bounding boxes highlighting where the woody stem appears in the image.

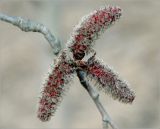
[0,13,61,55]
[76,69,119,129]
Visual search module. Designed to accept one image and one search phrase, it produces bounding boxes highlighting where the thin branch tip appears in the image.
[76,69,118,129]
[0,12,61,55]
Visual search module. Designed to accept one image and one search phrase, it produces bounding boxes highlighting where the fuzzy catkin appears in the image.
[38,5,135,122]
[68,6,122,60]
[38,51,75,121]
[86,57,135,103]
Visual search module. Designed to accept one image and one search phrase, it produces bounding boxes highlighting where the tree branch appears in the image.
[76,69,119,129]
[0,13,61,55]
[0,12,118,129]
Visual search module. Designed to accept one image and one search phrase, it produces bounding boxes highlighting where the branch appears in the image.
[0,12,119,129]
[0,13,61,55]
[76,69,119,129]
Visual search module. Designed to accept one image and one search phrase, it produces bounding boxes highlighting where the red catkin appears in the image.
[38,51,75,121]
[68,6,122,60]
[86,57,135,103]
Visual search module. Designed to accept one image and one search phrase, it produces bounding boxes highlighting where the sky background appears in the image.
[0,0,160,129]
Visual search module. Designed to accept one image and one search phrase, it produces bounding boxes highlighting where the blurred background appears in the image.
[0,0,159,128]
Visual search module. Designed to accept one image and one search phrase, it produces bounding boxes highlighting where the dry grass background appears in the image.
[0,0,159,128]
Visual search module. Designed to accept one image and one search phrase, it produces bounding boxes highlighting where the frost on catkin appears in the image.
[86,57,135,103]
[67,6,122,60]
[38,51,75,121]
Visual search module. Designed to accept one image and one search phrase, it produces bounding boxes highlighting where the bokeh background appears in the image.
[0,0,159,128]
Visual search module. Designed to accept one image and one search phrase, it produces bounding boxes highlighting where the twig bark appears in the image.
[0,12,118,129]
[0,13,61,55]
[76,69,118,129]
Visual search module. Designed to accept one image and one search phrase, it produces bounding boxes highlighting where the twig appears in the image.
[0,13,61,55]
[76,69,119,129]
[0,12,118,129]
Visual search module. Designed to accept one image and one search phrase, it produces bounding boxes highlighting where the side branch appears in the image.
[76,69,119,129]
[0,13,61,55]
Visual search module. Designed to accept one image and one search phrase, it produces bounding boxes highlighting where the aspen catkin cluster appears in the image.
[38,6,135,122]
